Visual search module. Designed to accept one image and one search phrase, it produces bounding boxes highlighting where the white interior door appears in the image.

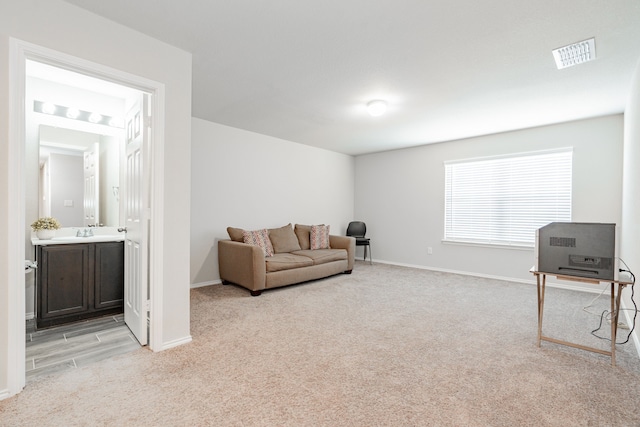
[124,95,149,346]
[83,143,99,226]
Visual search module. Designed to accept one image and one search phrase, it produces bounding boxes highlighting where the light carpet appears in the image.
[2,262,640,426]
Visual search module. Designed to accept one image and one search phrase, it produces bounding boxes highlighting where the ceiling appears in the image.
[62,0,640,156]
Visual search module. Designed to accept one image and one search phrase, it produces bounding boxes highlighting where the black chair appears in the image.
[346,221,372,264]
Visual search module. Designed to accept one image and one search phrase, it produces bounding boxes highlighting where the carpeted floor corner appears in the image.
[2,262,640,426]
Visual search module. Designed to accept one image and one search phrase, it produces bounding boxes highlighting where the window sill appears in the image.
[442,239,533,251]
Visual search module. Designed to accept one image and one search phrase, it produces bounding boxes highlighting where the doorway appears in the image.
[9,39,164,394]
[24,60,145,375]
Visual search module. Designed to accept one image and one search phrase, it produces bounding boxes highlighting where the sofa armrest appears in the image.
[330,235,355,271]
[218,240,266,292]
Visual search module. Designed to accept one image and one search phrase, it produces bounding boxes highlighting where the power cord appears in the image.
[583,284,609,317]
[590,259,636,344]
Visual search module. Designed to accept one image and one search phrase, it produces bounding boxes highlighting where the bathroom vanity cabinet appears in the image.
[36,241,124,328]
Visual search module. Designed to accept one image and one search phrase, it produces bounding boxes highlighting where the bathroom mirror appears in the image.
[39,125,122,227]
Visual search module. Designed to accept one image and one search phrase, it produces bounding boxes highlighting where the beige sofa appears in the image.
[218,223,355,296]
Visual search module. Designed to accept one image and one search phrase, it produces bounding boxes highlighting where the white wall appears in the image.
[621,59,640,344]
[0,0,192,399]
[190,118,355,286]
[355,115,624,282]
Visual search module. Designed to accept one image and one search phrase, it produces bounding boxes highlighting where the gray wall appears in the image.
[354,115,624,282]
[190,118,355,286]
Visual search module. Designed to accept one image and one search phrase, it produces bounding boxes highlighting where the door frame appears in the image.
[7,38,166,395]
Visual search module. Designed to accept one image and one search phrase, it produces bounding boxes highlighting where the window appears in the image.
[444,148,572,247]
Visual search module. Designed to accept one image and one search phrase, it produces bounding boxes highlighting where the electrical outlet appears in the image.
[427,247,433,255]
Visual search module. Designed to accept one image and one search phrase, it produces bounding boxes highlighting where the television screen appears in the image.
[535,222,616,280]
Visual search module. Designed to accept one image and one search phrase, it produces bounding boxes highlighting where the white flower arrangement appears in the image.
[31,217,61,231]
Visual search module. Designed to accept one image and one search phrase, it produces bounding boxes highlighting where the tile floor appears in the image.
[25,314,141,383]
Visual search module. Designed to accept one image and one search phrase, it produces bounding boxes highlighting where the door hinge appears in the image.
[144,115,151,129]
[144,300,151,312]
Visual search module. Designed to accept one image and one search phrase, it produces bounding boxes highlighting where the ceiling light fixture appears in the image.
[366,100,388,117]
[552,38,596,70]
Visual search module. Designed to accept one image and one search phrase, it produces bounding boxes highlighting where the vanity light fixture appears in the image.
[552,38,596,69]
[66,107,80,119]
[88,112,103,123]
[366,99,388,117]
[33,100,124,129]
[41,102,56,115]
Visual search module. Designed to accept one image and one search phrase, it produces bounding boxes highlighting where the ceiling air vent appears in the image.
[552,38,596,69]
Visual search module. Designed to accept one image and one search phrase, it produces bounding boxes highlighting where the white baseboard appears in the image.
[371,259,533,284]
[161,335,193,351]
[621,301,640,358]
[190,280,221,289]
[0,388,10,401]
[372,259,609,293]
[25,312,34,321]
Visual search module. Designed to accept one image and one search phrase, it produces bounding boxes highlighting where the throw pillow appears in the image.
[227,227,245,242]
[242,229,274,257]
[310,224,330,250]
[269,223,301,253]
[294,224,312,250]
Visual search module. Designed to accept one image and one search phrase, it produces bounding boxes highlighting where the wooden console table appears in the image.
[530,269,632,366]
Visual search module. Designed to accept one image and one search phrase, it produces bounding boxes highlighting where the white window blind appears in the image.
[444,148,572,247]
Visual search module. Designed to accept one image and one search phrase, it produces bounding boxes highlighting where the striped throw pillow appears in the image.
[242,229,274,257]
[310,225,330,250]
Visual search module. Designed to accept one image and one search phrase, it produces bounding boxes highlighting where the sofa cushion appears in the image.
[292,249,346,265]
[266,253,314,272]
[294,224,312,250]
[310,224,331,250]
[269,223,301,253]
[242,229,274,257]
[227,227,245,242]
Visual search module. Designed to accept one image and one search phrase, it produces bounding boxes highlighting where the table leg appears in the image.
[532,271,629,366]
[610,282,616,366]
[537,274,546,347]
[611,283,626,367]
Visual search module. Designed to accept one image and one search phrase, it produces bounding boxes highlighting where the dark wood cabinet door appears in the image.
[94,242,125,310]
[38,244,92,320]
[36,241,125,328]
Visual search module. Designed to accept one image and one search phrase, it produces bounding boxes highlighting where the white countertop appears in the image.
[31,227,125,246]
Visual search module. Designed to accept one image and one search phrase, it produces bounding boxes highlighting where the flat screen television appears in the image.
[535,222,616,280]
